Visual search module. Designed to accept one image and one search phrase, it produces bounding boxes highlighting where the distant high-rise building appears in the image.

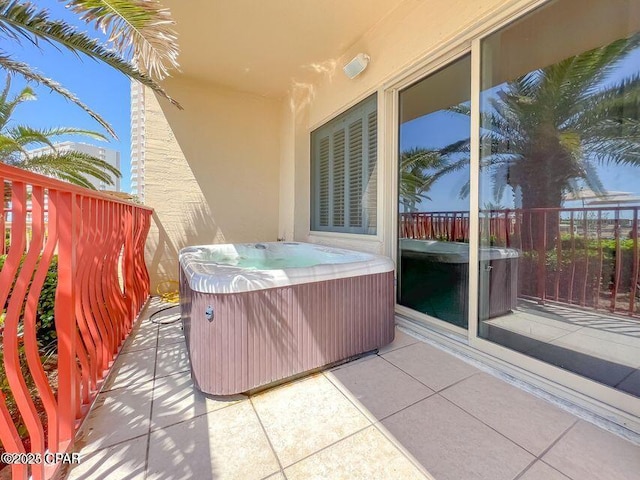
[130,81,146,202]
[27,141,121,191]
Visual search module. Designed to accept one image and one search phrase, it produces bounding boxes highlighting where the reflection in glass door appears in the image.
[397,54,471,329]
[477,0,640,398]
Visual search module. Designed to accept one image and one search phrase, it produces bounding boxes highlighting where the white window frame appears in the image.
[384,0,640,432]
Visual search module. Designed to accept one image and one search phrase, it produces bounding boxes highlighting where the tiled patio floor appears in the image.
[65,298,640,480]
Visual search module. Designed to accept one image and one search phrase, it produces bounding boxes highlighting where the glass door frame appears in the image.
[385,0,640,431]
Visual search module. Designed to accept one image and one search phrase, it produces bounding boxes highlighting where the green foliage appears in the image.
[0,254,58,351]
[518,235,638,306]
[0,75,122,189]
[0,0,181,133]
[442,33,640,207]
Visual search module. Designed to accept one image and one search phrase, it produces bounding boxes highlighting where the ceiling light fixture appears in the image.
[343,53,370,79]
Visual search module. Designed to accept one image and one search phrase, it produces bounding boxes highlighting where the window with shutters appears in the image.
[310,94,377,234]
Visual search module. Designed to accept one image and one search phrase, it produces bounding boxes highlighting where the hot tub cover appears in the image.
[179,242,395,294]
[400,239,519,263]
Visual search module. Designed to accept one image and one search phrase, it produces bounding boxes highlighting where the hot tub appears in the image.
[399,239,518,328]
[179,242,395,395]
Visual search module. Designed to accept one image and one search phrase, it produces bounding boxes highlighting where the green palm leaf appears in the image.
[0,51,117,137]
[0,75,121,189]
[65,0,180,80]
[12,150,121,188]
[0,0,181,108]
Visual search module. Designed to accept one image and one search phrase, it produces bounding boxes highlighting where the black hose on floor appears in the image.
[149,304,181,325]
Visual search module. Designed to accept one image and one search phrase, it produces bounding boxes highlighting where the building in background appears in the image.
[130,81,146,202]
[27,141,121,191]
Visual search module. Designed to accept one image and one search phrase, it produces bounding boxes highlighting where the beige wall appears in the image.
[281,0,512,255]
[144,0,520,285]
[144,77,281,289]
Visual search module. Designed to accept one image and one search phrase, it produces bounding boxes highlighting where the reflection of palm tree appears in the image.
[445,33,640,244]
[1,77,120,189]
[482,33,640,209]
[400,147,466,212]
[400,147,441,211]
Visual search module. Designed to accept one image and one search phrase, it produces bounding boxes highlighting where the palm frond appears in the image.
[14,150,121,188]
[5,125,58,149]
[0,1,181,108]
[65,0,180,80]
[0,52,117,137]
[0,134,28,158]
[0,78,35,130]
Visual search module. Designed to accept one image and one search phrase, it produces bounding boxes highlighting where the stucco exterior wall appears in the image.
[143,0,522,286]
[281,0,512,256]
[144,78,281,289]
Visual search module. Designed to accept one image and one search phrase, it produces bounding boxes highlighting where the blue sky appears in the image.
[400,48,640,213]
[3,0,132,192]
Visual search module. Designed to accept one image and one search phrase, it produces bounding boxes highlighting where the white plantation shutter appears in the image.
[318,137,330,227]
[348,118,363,228]
[311,95,377,234]
[333,129,346,227]
[366,110,377,231]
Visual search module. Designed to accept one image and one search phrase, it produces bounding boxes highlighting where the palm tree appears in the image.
[399,147,447,212]
[400,144,472,212]
[0,0,181,137]
[444,32,640,245]
[1,76,120,188]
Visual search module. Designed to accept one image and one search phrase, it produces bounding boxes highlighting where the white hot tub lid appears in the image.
[400,239,519,263]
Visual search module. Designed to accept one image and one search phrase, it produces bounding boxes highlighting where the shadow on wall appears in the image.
[146,202,223,292]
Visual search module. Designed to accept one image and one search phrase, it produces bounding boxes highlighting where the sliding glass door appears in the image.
[396,0,640,403]
[397,55,471,330]
[477,0,640,398]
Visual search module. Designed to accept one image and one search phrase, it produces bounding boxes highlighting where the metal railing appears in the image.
[0,164,152,479]
[400,207,640,317]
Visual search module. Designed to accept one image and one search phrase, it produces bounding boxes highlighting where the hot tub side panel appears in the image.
[182,271,394,395]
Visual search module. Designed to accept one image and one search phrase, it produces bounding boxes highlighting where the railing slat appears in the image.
[1,164,152,478]
[399,205,639,317]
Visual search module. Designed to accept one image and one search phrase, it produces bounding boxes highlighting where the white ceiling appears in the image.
[164,0,406,97]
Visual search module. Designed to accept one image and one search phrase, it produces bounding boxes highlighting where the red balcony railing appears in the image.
[400,207,640,317]
[0,164,152,479]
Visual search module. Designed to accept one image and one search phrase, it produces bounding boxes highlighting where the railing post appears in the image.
[536,210,547,304]
[54,191,77,449]
[123,205,135,325]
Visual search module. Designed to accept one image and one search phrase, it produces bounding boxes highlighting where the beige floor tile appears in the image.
[155,342,189,379]
[146,402,280,480]
[251,374,370,466]
[74,384,152,453]
[285,426,430,480]
[148,305,181,326]
[382,342,478,391]
[327,356,433,420]
[103,348,156,391]
[262,473,286,480]
[157,323,185,346]
[135,318,160,333]
[122,327,158,353]
[377,328,419,354]
[542,421,640,480]
[66,436,148,480]
[151,372,245,430]
[382,395,534,480]
[440,373,576,455]
[519,461,570,480]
